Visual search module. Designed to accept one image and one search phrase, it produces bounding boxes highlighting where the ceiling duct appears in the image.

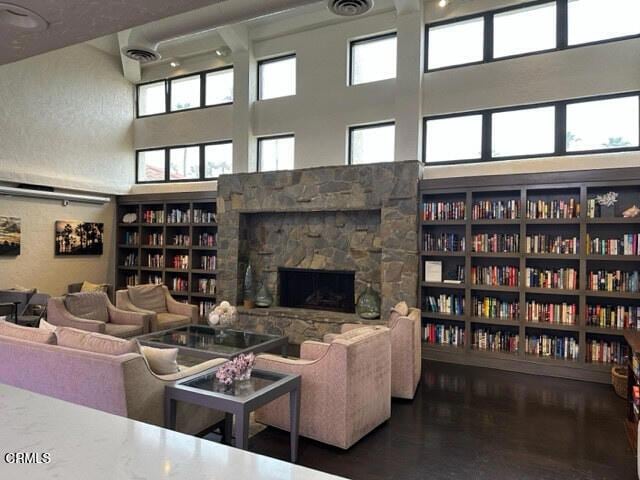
[122,0,320,64]
[327,0,374,16]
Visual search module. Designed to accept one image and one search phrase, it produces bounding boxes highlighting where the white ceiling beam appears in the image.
[218,24,250,52]
[117,30,141,83]
[393,0,421,15]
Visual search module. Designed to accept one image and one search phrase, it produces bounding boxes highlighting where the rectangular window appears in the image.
[350,33,397,85]
[258,55,296,100]
[258,135,295,172]
[566,96,640,152]
[205,68,234,106]
[204,142,233,178]
[427,17,484,70]
[170,75,201,112]
[568,0,640,46]
[138,81,166,117]
[349,122,395,165]
[492,106,555,157]
[425,114,483,163]
[169,146,200,180]
[493,2,556,58]
[137,149,166,182]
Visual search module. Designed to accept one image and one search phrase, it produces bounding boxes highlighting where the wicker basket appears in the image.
[612,365,628,399]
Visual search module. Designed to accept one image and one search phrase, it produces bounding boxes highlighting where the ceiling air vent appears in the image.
[0,3,48,31]
[122,47,161,64]
[327,0,373,17]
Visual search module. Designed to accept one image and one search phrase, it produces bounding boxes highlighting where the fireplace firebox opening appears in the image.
[278,267,355,313]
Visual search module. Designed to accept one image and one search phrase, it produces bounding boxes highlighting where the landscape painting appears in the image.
[55,221,104,256]
[0,216,20,256]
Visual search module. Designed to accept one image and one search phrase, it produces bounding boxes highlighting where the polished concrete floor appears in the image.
[250,361,636,480]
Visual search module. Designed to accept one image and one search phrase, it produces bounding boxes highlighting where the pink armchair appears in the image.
[116,285,196,332]
[255,326,391,449]
[47,292,150,338]
[331,303,422,399]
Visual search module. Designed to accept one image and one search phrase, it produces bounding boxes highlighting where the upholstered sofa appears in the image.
[330,303,422,400]
[255,326,391,449]
[47,292,150,338]
[0,321,225,434]
[116,285,196,331]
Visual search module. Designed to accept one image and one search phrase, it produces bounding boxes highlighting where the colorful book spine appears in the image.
[146,254,164,268]
[526,301,577,325]
[526,198,579,219]
[472,297,519,320]
[423,201,465,221]
[525,235,578,254]
[586,339,628,364]
[471,233,520,253]
[525,335,579,360]
[167,209,191,224]
[171,255,189,270]
[424,295,464,315]
[471,265,519,287]
[143,210,164,224]
[587,270,640,293]
[473,328,519,353]
[587,304,640,329]
[586,234,640,256]
[422,323,465,346]
[170,277,188,292]
[525,268,578,290]
[472,200,520,220]
[424,233,465,252]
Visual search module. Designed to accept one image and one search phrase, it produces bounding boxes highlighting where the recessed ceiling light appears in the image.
[438,0,449,7]
[0,2,48,31]
[215,46,231,58]
[170,60,180,68]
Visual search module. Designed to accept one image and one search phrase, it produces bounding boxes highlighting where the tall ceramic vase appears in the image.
[243,264,255,309]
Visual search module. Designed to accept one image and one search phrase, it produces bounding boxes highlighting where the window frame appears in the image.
[257,53,297,101]
[348,32,397,86]
[135,140,232,184]
[424,0,640,73]
[136,65,234,119]
[203,139,234,179]
[422,91,640,166]
[347,121,396,165]
[256,134,295,172]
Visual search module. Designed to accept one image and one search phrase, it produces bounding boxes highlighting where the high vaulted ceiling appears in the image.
[0,0,231,66]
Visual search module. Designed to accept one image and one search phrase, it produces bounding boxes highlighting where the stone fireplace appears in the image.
[216,161,420,343]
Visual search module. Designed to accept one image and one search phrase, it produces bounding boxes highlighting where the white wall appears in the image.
[129,0,640,187]
[0,42,130,293]
[0,43,134,194]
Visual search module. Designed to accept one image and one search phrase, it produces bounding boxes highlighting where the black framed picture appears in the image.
[0,216,20,256]
[55,221,104,256]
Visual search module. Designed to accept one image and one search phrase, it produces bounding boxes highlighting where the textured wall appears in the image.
[0,43,134,193]
[0,196,115,296]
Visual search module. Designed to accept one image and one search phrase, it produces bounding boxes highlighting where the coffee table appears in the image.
[165,367,301,462]
[137,325,288,362]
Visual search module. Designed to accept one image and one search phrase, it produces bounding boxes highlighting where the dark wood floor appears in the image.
[250,360,636,480]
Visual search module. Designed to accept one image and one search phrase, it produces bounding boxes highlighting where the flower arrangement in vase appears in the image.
[207,301,237,327]
[215,353,256,388]
[596,191,618,217]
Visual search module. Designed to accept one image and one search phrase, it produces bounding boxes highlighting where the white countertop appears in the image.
[0,384,345,480]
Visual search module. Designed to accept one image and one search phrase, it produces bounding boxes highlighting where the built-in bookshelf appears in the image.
[115,192,218,322]
[419,169,640,383]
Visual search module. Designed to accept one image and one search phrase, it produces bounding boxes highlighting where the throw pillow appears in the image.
[56,327,137,356]
[39,319,57,332]
[139,345,180,375]
[0,320,56,344]
[127,284,167,313]
[64,292,109,323]
[392,301,409,317]
[80,281,108,293]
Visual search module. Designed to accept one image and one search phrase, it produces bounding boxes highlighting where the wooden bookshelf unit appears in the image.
[419,169,640,383]
[115,192,218,322]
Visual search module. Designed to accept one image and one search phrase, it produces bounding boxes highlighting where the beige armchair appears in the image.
[255,326,391,449]
[330,303,422,400]
[116,285,196,332]
[47,292,150,338]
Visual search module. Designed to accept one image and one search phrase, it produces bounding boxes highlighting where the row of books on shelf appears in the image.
[166,209,190,224]
[473,329,519,353]
[525,268,578,290]
[525,335,579,360]
[424,233,465,252]
[587,270,640,293]
[526,301,577,325]
[141,209,216,224]
[472,200,520,220]
[424,261,464,283]
[526,235,578,255]
[587,305,640,329]
[169,234,189,247]
[145,233,164,246]
[123,232,139,245]
[170,277,188,292]
[122,253,137,267]
[148,275,162,285]
[170,255,189,270]
[470,265,519,287]
[527,199,579,219]
[143,210,164,224]
[585,339,627,364]
[424,295,464,315]
[586,234,640,256]
[197,278,216,295]
[147,254,163,268]
[199,301,216,318]
[472,233,519,253]
[423,323,465,346]
[423,201,465,221]
[196,233,217,247]
[472,297,519,320]
[199,256,217,271]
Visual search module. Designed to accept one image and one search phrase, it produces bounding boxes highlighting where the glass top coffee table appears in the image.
[137,325,288,361]
[165,367,300,462]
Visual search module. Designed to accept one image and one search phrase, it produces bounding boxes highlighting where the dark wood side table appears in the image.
[623,330,640,451]
[165,367,301,462]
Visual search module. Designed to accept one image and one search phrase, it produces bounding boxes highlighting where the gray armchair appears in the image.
[68,283,113,302]
[116,285,196,332]
[47,292,150,338]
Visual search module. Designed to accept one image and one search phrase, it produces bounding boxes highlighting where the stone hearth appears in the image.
[217,161,420,342]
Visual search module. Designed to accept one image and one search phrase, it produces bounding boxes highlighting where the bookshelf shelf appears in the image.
[419,169,640,383]
[115,192,218,323]
[422,343,465,353]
